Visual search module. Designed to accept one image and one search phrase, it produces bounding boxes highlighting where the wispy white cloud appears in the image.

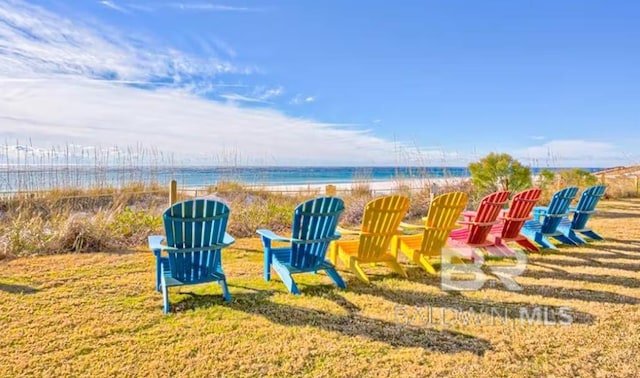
[259,86,284,100]
[127,2,260,13]
[99,0,128,13]
[219,93,268,103]
[529,135,545,141]
[0,79,410,165]
[219,86,284,104]
[211,38,237,59]
[290,94,315,105]
[0,0,251,86]
[516,139,628,167]
[0,1,419,165]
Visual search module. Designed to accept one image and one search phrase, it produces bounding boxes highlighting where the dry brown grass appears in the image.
[603,176,640,199]
[0,185,167,258]
[1,199,639,377]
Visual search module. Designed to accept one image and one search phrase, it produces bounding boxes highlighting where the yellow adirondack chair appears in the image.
[329,195,410,283]
[392,191,468,274]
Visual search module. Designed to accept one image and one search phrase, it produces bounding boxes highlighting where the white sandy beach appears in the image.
[234,177,469,195]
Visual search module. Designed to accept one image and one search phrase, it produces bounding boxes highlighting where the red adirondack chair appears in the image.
[489,188,542,253]
[448,190,511,258]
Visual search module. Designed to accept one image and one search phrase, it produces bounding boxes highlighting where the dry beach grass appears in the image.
[1,199,639,377]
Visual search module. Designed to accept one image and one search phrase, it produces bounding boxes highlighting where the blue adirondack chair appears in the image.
[520,187,580,250]
[149,199,235,314]
[257,197,346,294]
[557,184,607,244]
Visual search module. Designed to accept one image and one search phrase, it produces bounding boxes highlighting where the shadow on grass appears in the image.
[173,288,493,356]
[521,267,640,289]
[534,256,640,273]
[552,248,638,260]
[346,285,596,325]
[605,237,640,246]
[581,243,640,254]
[592,211,640,219]
[0,282,39,294]
[491,283,640,305]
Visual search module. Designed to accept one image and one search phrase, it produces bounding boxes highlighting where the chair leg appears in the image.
[515,237,540,252]
[154,253,163,292]
[349,258,370,284]
[263,248,271,282]
[417,255,438,275]
[566,229,587,244]
[161,282,170,314]
[325,267,347,289]
[385,260,408,278]
[329,242,339,266]
[219,278,232,302]
[567,230,587,244]
[534,233,556,250]
[581,230,604,241]
[553,233,579,246]
[272,261,300,294]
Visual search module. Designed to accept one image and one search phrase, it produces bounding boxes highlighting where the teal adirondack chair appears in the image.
[557,184,607,243]
[520,187,580,250]
[149,199,235,314]
[257,197,346,294]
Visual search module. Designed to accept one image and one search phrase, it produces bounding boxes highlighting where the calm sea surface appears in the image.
[0,166,601,192]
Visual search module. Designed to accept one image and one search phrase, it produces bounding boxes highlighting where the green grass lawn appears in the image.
[2,199,640,377]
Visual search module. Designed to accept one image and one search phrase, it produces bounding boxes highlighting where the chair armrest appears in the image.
[457,220,500,227]
[533,206,549,214]
[222,232,236,246]
[399,222,425,230]
[256,229,292,242]
[501,215,533,222]
[532,206,549,220]
[148,234,235,255]
[336,226,361,235]
[461,210,477,221]
[496,209,510,220]
[148,235,166,253]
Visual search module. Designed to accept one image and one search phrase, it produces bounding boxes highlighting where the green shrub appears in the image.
[558,168,599,187]
[226,197,296,237]
[468,153,532,196]
[109,207,163,245]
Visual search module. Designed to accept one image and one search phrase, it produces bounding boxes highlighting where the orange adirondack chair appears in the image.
[488,188,542,253]
[448,191,511,258]
[329,195,410,283]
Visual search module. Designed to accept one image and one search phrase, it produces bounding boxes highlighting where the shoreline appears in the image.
[185,177,470,196]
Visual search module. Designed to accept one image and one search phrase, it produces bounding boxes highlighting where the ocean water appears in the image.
[0,165,601,192]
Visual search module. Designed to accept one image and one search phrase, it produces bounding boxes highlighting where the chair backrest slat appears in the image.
[357,195,410,262]
[290,197,345,270]
[501,188,542,238]
[421,192,468,257]
[163,199,230,283]
[541,187,579,233]
[572,184,607,229]
[466,191,511,244]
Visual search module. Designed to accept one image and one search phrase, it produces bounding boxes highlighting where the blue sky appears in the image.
[0,0,639,166]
